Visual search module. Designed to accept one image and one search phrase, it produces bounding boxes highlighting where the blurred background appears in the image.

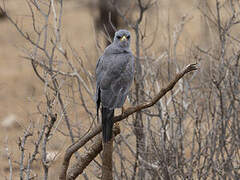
[0,0,239,179]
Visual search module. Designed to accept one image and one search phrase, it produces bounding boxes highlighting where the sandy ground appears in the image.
[0,0,213,179]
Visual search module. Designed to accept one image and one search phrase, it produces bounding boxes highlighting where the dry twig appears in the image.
[59,63,198,179]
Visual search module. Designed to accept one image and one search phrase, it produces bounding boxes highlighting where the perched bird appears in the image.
[96,29,134,142]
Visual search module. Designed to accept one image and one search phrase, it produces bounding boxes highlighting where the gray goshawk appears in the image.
[96,29,134,142]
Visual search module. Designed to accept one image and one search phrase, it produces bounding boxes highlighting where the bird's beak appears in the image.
[120,35,127,41]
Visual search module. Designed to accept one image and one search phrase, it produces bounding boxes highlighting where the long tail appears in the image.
[101,107,114,142]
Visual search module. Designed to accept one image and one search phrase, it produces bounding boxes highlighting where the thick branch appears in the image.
[59,63,198,179]
[66,135,102,180]
[65,125,120,180]
[102,139,114,180]
[59,125,102,180]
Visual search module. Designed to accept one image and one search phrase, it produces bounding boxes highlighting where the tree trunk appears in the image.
[102,139,113,180]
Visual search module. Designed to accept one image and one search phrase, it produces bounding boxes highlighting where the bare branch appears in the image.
[66,125,120,180]
[114,63,198,123]
[59,63,198,179]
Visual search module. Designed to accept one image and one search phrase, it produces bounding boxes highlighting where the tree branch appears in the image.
[114,63,198,123]
[66,125,120,180]
[59,63,198,179]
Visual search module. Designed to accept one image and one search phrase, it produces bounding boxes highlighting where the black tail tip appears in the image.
[102,125,113,143]
[102,108,114,143]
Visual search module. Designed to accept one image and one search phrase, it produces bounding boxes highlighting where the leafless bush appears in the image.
[5,0,96,179]
[4,0,240,179]
[108,0,240,179]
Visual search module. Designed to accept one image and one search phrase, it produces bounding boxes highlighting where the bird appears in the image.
[96,29,134,143]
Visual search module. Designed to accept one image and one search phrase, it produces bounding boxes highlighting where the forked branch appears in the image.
[59,63,198,180]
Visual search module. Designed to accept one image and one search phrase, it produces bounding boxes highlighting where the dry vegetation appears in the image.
[0,0,239,179]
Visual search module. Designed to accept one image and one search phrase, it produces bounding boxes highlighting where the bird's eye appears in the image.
[116,36,121,39]
[127,35,130,39]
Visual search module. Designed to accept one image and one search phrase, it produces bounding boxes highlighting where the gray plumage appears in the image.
[96,29,134,142]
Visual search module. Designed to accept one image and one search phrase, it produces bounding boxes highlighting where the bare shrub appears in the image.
[4,0,240,179]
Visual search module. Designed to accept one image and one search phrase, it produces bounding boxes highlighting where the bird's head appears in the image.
[113,29,131,49]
